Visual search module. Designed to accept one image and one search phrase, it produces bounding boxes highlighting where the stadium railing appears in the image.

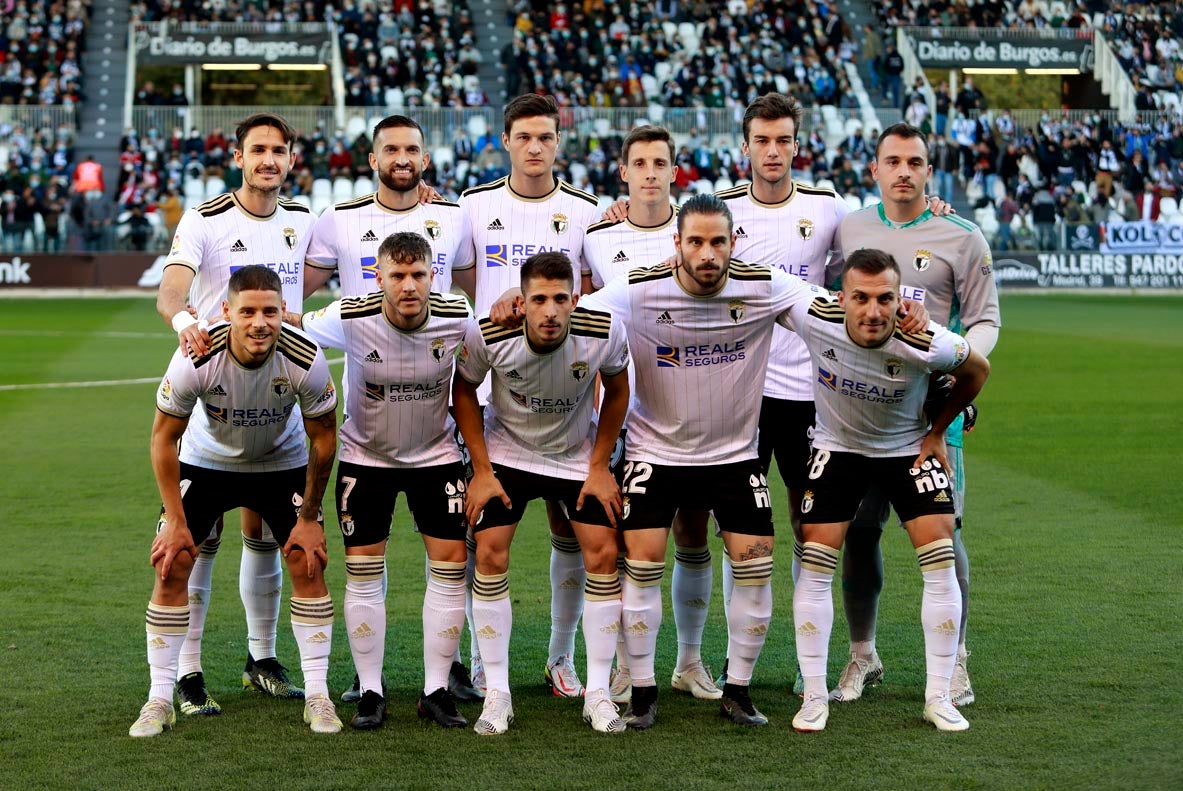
[0,106,79,141]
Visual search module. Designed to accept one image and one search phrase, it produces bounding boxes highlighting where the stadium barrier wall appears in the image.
[994,251,1183,289]
[0,253,159,288]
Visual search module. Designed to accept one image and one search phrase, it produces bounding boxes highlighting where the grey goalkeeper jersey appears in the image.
[838,204,1000,335]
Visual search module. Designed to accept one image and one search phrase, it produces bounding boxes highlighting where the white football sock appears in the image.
[290,596,333,700]
[582,572,622,693]
[146,602,188,701]
[241,532,282,661]
[177,538,216,677]
[917,539,961,701]
[724,557,773,684]
[472,571,512,694]
[672,546,712,671]
[547,535,585,664]
[621,560,664,686]
[344,556,386,695]
[424,562,466,694]
[795,542,840,698]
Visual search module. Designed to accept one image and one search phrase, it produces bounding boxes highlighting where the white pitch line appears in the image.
[0,329,175,339]
[0,356,345,392]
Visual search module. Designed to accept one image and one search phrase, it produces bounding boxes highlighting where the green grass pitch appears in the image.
[0,293,1179,790]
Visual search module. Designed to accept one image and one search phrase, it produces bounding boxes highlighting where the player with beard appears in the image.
[155,113,317,717]
[303,115,480,704]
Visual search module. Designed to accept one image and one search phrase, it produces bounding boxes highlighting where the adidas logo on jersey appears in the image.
[487,218,504,231]
[821,348,838,361]
[506,368,524,380]
[230,239,247,252]
[207,384,227,396]
[361,229,379,242]
[655,310,675,325]
[364,349,383,363]
[613,250,629,263]
[735,226,748,239]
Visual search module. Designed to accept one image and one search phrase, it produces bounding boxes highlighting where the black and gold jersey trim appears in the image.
[191,324,232,367]
[585,218,622,235]
[479,317,520,345]
[796,184,838,197]
[430,198,460,208]
[569,307,612,339]
[628,264,674,285]
[428,292,471,318]
[335,194,375,212]
[462,177,508,198]
[893,326,935,352]
[807,297,844,323]
[559,181,599,206]
[341,292,384,320]
[278,326,319,371]
[197,194,235,218]
[728,260,772,281]
[278,197,311,213]
[715,185,748,200]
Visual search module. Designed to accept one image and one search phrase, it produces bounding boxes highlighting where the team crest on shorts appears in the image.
[622,496,631,521]
[431,338,447,362]
[283,227,298,250]
[339,512,355,537]
[571,361,589,381]
[551,213,569,234]
[884,357,903,378]
[272,376,290,397]
[797,218,814,240]
[728,299,746,323]
[424,219,442,240]
[913,249,932,272]
[801,489,814,514]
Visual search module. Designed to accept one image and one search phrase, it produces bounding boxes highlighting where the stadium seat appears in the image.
[693,179,714,194]
[184,179,205,200]
[354,176,374,195]
[647,104,666,123]
[796,176,813,187]
[597,194,616,213]
[1160,197,1181,223]
[184,194,205,211]
[678,23,700,55]
[976,210,1000,243]
[641,74,659,99]
[662,21,677,40]
[844,118,863,138]
[774,74,790,95]
[569,162,588,183]
[333,177,355,203]
[843,193,862,211]
[290,194,312,210]
[311,178,332,200]
[1071,180,1090,205]
[992,178,1008,205]
[345,115,367,141]
[205,177,226,200]
[863,194,881,208]
[433,147,454,168]
[815,178,836,191]
[655,61,672,85]
[311,193,332,215]
[385,87,405,108]
[467,116,488,139]
[714,177,733,192]
[594,118,612,138]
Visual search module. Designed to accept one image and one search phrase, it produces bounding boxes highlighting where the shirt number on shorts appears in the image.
[807,450,831,480]
[340,476,357,510]
[622,461,653,494]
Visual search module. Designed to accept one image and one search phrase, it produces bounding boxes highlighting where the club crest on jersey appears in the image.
[272,377,290,397]
[551,213,569,234]
[431,338,447,362]
[885,357,903,378]
[728,299,746,323]
[283,227,298,250]
[571,361,589,381]
[913,249,932,272]
[424,219,442,240]
[798,218,815,240]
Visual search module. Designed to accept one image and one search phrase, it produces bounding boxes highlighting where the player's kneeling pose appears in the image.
[783,249,990,733]
[130,265,340,737]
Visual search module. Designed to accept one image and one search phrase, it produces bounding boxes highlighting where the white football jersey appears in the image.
[582,262,813,466]
[305,194,473,297]
[459,177,602,316]
[300,291,472,468]
[455,306,630,480]
[166,193,318,320]
[583,206,678,289]
[155,323,337,472]
[780,292,970,456]
[717,181,849,401]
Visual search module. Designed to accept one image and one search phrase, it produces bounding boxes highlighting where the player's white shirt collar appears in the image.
[736,180,799,209]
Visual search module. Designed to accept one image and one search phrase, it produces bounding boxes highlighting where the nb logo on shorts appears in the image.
[445,479,466,515]
[749,472,771,509]
[910,459,950,494]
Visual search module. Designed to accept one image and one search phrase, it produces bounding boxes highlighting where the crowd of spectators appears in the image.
[1,0,89,108]
[502,0,854,113]
[0,117,79,251]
